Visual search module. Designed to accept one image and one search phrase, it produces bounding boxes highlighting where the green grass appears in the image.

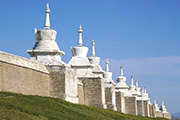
[0,92,169,120]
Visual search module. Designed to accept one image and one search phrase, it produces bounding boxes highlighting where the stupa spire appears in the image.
[129,75,136,91]
[120,64,123,76]
[91,39,95,57]
[131,76,134,85]
[105,59,109,72]
[144,87,146,93]
[142,86,144,93]
[162,100,164,106]
[136,78,138,87]
[78,24,83,47]
[154,98,157,104]
[44,3,51,29]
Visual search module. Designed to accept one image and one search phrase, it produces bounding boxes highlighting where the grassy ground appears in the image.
[0,92,169,120]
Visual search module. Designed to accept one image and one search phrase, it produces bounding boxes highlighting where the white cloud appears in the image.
[100,56,180,76]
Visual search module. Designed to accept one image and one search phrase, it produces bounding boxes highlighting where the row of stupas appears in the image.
[27,3,170,119]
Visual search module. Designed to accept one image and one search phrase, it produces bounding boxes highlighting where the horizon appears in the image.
[0,0,180,113]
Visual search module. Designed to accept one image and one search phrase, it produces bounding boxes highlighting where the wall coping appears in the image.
[0,51,49,74]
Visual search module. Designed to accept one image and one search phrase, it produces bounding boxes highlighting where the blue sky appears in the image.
[0,0,180,113]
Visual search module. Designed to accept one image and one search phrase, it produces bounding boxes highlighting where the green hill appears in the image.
[0,92,168,120]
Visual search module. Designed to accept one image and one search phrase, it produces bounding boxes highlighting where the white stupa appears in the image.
[128,76,138,96]
[129,76,136,90]
[135,79,141,96]
[141,86,150,101]
[115,65,131,96]
[154,98,161,112]
[103,59,115,84]
[160,100,168,113]
[115,65,129,89]
[27,3,65,65]
[68,25,94,77]
[88,39,104,77]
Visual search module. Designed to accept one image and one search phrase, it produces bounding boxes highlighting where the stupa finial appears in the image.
[45,3,50,13]
[91,39,95,57]
[78,24,83,46]
[106,59,109,64]
[44,3,50,29]
[121,64,123,69]
[120,64,123,76]
[78,24,83,33]
[154,98,156,104]
[92,39,95,45]
[105,59,109,72]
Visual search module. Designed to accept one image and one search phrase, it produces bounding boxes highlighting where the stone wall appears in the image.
[149,104,155,118]
[137,100,144,116]
[151,105,155,118]
[82,77,104,108]
[0,53,50,96]
[155,111,163,118]
[105,85,116,110]
[46,65,78,103]
[0,51,171,119]
[125,97,137,115]
[46,66,65,98]
[163,113,171,119]
[105,87,112,106]
[116,91,125,113]
[144,101,149,117]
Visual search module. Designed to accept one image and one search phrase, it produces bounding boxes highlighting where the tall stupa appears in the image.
[88,39,104,77]
[68,25,94,77]
[27,3,65,65]
[115,65,131,96]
